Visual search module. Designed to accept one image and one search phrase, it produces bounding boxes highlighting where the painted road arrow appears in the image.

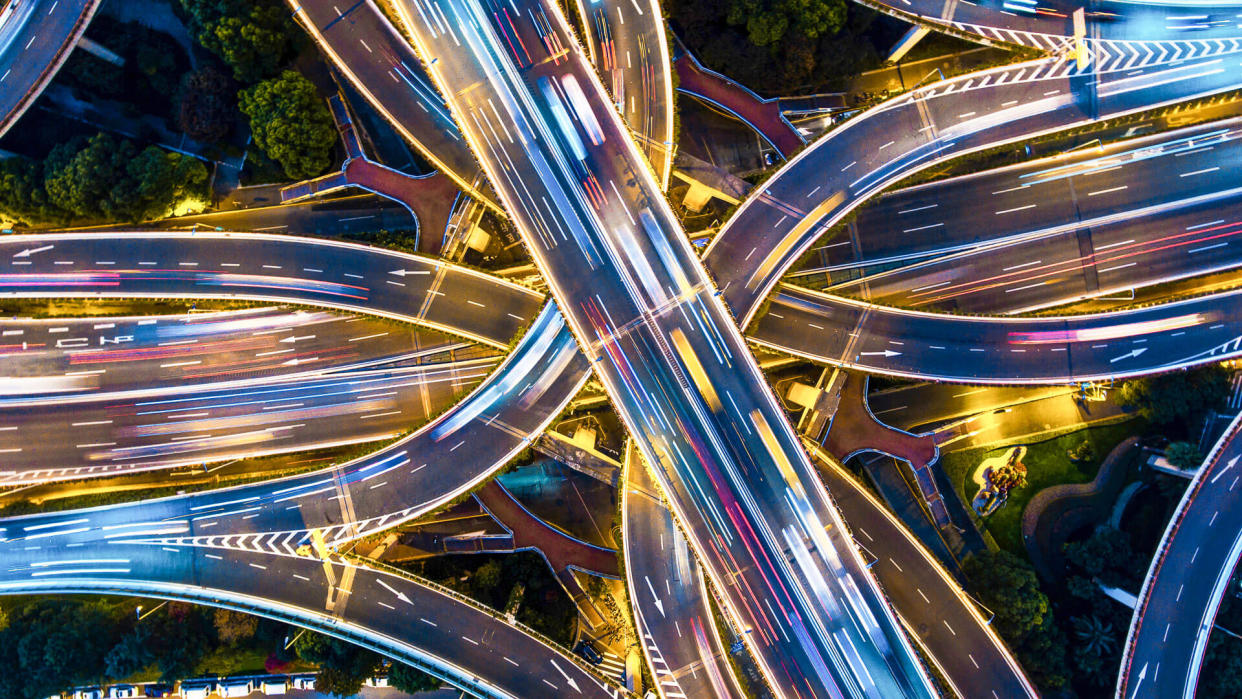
[860,349,901,358]
[390,269,431,276]
[1110,347,1148,363]
[549,659,582,693]
[375,578,412,604]
[12,245,53,258]
[644,575,665,617]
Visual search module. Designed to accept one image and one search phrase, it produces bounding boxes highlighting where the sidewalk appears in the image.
[672,50,804,158]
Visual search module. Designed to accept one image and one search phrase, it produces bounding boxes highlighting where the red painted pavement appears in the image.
[343,159,460,256]
[674,53,804,158]
[475,481,620,577]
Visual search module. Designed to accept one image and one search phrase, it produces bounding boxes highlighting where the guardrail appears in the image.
[1115,410,1242,696]
[339,553,632,696]
[0,578,517,699]
[0,0,102,137]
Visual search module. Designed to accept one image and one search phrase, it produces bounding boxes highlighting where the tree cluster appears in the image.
[1115,365,1229,432]
[962,550,1070,690]
[239,71,336,180]
[178,0,297,84]
[668,0,882,95]
[292,632,439,697]
[0,133,207,226]
[0,599,218,699]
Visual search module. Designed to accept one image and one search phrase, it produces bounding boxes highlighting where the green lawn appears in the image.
[938,419,1139,555]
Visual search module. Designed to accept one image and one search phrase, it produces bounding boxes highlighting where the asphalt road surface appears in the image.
[706,45,1242,326]
[0,0,99,136]
[753,284,1242,383]
[0,307,476,403]
[395,0,935,695]
[1118,412,1242,699]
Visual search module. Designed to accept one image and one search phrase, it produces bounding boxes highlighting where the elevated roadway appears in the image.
[704,45,1242,326]
[1117,411,1242,698]
[0,541,622,697]
[0,231,541,348]
[0,0,101,137]
[803,119,1242,312]
[574,0,675,189]
[859,0,1242,49]
[0,359,494,486]
[0,307,476,404]
[289,0,497,209]
[394,0,934,695]
[622,445,746,699]
[754,284,1242,383]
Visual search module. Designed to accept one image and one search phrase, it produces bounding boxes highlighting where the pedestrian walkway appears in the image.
[672,48,804,159]
[278,94,461,255]
[819,372,950,527]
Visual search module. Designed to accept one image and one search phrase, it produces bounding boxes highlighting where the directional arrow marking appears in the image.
[549,659,582,693]
[1109,347,1147,363]
[12,245,53,258]
[280,335,315,343]
[375,578,412,604]
[1209,455,1240,484]
[644,575,665,617]
[860,349,901,358]
[390,269,431,277]
[1129,662,1148,699]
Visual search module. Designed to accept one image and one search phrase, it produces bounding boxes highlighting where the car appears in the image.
[574,639,604,665]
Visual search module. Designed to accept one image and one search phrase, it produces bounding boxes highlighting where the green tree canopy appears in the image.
[390,663,442,692]
[239,71,336,180]
[179,0,294,83]
[42,133,207,222]
[963,550,1069,690]
[213,608,258,645]
[1115,365,1229,427]
[294,631,380,697]
[725,0,846,46]
[1166,441,1204,470]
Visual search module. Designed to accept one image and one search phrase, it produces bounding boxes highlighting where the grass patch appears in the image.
[937,419,1139,555]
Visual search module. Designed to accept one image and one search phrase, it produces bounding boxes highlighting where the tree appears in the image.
[239,71,336,180]
[0,157,64,226]
[42,133,207,222]
[389,663,442,692]
[105,624,155,679]
[177,67,235,143]
[179,0,294,83]
[474,560,503,590]
[1166,441,1204,470]
[145,602,213,682]
[1064,526,1138,590]
[294,631,380,697]
[962,550,1070,690]
[1115,365,1229,427]
[213,608,258,645]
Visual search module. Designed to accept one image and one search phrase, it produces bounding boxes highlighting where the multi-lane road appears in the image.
[705,41,1242,326]
[0,0,100,137]
[8,0,1242,694]
[395,1,935,695]
[801,120,1242,312]
[1118,411,1242,699]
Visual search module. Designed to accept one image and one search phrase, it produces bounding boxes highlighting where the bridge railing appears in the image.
[1115,410,1242,696]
